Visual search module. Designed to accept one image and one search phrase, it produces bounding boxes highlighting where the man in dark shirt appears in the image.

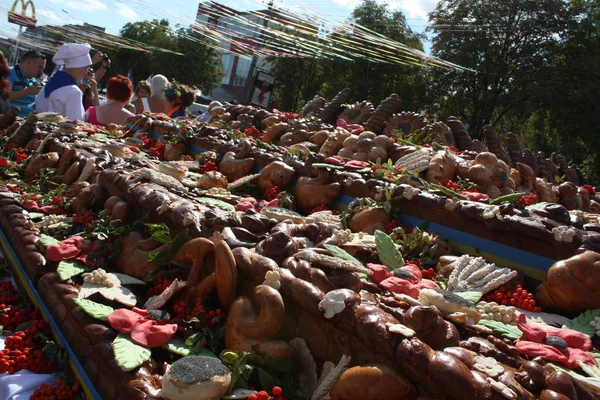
[8,50,46,117]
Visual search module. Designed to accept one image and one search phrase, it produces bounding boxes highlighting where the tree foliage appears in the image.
[427,0,570,138]
[270,0,428,111]
[112,19,220,92]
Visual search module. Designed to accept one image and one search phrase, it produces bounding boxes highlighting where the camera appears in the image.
[102,54,109,61]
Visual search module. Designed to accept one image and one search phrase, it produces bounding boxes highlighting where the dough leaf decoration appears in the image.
[562,309,600,337]
[454,291,483,304]
[196,197,236,211]
[477,319,523,341]
[73,298,115,321]
[323,244,362,266]
[57,260,89,281]
[38,234,59,249]
[112,333,151,372]
[375,230,404,270]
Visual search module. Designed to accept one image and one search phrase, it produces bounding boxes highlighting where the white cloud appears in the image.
[387,0,439,20]
[64,0,107,12]
[324,0,438,21]
[37,9,63,25]
[117,3,138,20]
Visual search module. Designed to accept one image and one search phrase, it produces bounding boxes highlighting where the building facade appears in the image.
[195,2,274,105]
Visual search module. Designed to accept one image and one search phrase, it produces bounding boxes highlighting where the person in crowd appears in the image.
[89,49,111,83]
[135,74,168,114]
[127,80,150,112]
[0,53,11,114]
[7,50,46,117]
[35,43,93,121]
[85,75,134,126]
[80,68,99,111]
[196,100,222,123]
[164,82,195,119]
[133,80,151,101]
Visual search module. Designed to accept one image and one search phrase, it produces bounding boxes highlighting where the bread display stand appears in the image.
[0,228,101,399]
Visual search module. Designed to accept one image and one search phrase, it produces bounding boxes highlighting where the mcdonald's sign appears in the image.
[7,0,37,28]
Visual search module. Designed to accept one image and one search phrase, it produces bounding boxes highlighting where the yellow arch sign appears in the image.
[8,0,37,28]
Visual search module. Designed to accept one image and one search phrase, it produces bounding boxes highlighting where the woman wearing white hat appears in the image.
[35,43,93,121]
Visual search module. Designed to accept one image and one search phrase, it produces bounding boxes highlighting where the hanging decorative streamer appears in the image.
[0,0,471,72]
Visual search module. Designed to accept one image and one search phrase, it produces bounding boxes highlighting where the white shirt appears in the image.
[35,85,85,121]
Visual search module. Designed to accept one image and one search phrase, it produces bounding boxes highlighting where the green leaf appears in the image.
[263,357,295,373]
[73,298,114,321]
[323,244,362,266]
[383,200,392,213]
[311,163,344,170]
[112,333,151,372]
[195,197,235,211]
[257,367,279,391]
[27,212,45,220]
[164,337,198,356]
[15,320,33,332]
[562,309,600,337]
[39,234,59,249]
[454,292,483,304]
[57,260,89,281]
[477,320,523,341]
[374,230,404,270]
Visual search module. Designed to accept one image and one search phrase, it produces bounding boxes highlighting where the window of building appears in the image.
[221,54,234,84]
[233,57,252,87]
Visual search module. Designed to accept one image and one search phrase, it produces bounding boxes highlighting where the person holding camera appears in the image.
[7,50,46,117]
[90,50,111,83]
[35,43,93,121]
[80,68,100,111]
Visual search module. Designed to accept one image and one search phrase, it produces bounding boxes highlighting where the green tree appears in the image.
[427,0,570,138]
[534,0,600,182]
[171,27,221,93]
[269,0,427,111]
[113,20,220,92]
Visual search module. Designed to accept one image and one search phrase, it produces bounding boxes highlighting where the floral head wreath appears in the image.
[164,82,183,104]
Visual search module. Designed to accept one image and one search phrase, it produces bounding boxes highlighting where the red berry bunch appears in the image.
[147,275,176,298]
[421,268,435,279]
[52,196,64,207]
[0,305,33,330]
[484,285,541,312]
[0,282,21,305]
[264,186,280,201]
[385,220,402,234]
[517,194,538,206]
[31,378,81,400]
[200,161,217,173]
[1,320,57,374]
[440,179,460,190]
[244,126,261,138]
[72,211,96,225]
[179,155,194,161]
[582,184,597,195]
[248,386,285,400]
[149,142,165,158]
[15,148,29,164]
[172,298,227,328]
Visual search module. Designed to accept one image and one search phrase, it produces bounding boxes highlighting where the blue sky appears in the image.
[0,0,439,52]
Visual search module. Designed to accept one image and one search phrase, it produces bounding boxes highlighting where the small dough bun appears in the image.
[40,113,66,123]
[161,356,232,400]
[330,364,415,400]
[125,137,145,148]
[59,123,79,134]
[102,143,127,157]
[159,162,188,181]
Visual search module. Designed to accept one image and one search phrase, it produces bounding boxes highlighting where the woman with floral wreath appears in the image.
[164,83,195,119]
